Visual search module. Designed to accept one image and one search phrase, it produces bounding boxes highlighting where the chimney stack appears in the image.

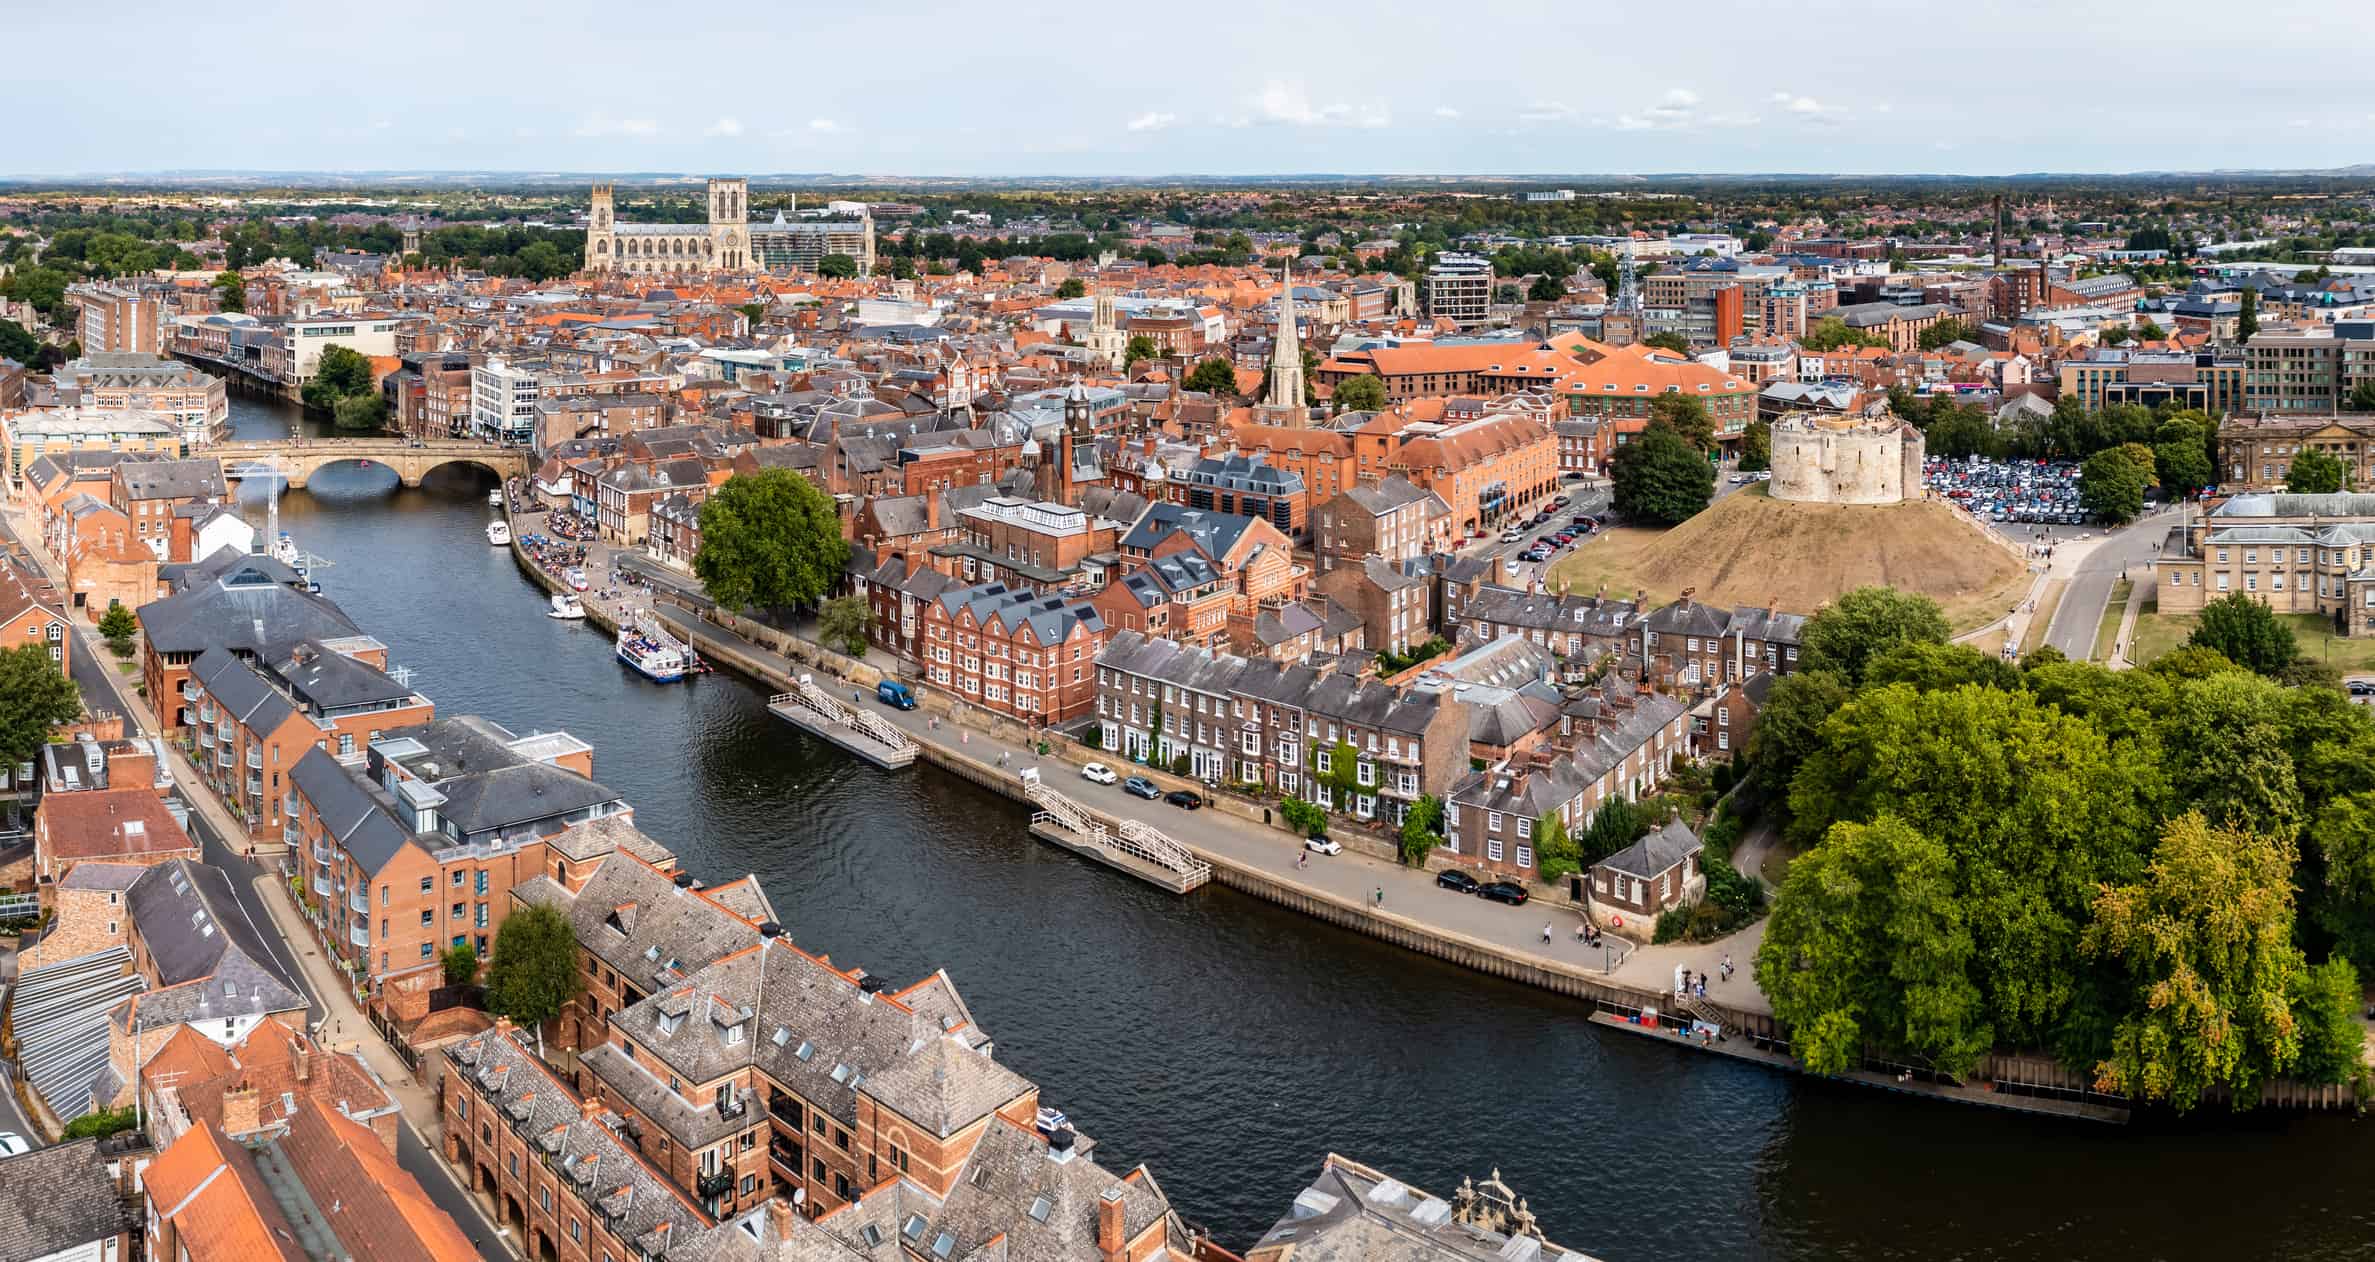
[766,1198,795,1241]
[222,1084,262,1137]
[1097,1187,1127,1262]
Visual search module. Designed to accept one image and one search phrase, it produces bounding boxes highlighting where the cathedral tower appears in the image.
[708,177,748,271]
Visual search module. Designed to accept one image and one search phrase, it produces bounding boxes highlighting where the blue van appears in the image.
[876,680,917,710]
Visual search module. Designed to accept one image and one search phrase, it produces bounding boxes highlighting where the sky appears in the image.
[8,0,2372,179]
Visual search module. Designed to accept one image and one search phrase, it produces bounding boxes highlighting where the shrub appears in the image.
[62,1105,138,1139]
[1169,754,1191,777]
[1080,727,1103,750]
[1280,796,1327,836]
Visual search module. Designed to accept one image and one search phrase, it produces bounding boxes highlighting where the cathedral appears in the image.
[582,179,875,276]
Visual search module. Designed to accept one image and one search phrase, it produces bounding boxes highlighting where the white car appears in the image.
[1499,529,1524,543]
[1079,762,1118,785]
[1304,836,1343,856]
[0,1132,27,1157]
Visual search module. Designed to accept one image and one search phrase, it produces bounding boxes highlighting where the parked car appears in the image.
[0,1132,27,1156]
[875,679,917,710]
[1304,836,1343,856]
[1080,761,1118,784]
[1122,776,1162,800]
[1476,880,1531,906]
[1435,869,1481,894]
[2350,680,2375,697]
[1164,789,1203,809]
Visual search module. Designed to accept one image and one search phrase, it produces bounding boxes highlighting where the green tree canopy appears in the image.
[1647,393,1716,452]
[2188,591,2299,678]
[816,253,860,279]
[1534,811,1581,881]
[1183,357,1238,396]
[211,272,245,313]
[2153,418,2213,497]
[1917,318,1978,350]
[1640,331,1693,355]
[1745,669,1851,800]
[2286,449,2347,495]
[2085,813,2316,1110]
[1800,318,1890,351]
[1527,273,1566,302]
[485,903,583,1037]
[1798,586,1950,685]
[1399,795,1445,866]
[0,319,38,365]
[332,392,388,433]
[1757,814,1989,1075]
[693,468,851,613]
[1331,373,1387,414]
[1123,334,1160,369]
[1609,424,1714,526]
[301,344,375,411]
[1055,278,1086,299]
[0,643,81,771]
[818,594,870,656]
[2351,380,2375,413]
[441,942,479,987]
[2080,445,2148,522]
[1737,419,1771,473]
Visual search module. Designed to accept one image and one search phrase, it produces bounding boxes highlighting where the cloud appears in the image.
[574,114,660,138]
[1125,111,1177,133]
[1434,106,1462,119]
[1518,101,1578,124]
[1609,114,1656,131]
[1241,81,1390,128]
[705,116,744,137]
[1772,92,1844,119]
[808,118,842,133]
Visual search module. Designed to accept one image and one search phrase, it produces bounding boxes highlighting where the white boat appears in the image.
[488,488,504,506]
[486,520,511,546]
[547,593,584,620]
[616,610,691,682]
[271,532,300,567]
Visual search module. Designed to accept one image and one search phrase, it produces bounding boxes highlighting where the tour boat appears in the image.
[547,593,584,620]
[488,488,504,506]
[616,616,691,683]
[486,520,511,547]
[271,532,301,567]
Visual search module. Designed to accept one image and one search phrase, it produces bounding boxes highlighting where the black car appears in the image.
[1164,789,1203,809]
[1435,869,1481,894]
[1476,880,1531,906]
[1122,776,1162,799]
[2351,680,2375,697]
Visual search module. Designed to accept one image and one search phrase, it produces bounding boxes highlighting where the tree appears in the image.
[98,603,136,657]
[1578,796,1644,866]
[2188,591,2299,678]
[1640,331,1693,355]
[0,319,38,365]
[1527,273,1565,302]
[485,903,582,1049]
[300,344,374,411]
[2079,445,2148,523]
[1183,357,1238,396]
[441,942,479,987]
[1745,669,1851,800]
[2286,449,2347,495]
[1798,586,1950,685]
[693,468,851,613]
[332,392,388,433]
[2136,318,2166,342]
[1398,795,1445,866]
[818,594,871,656]
[1609,424,1714,526]
[2351,381,2375,413]
[816,253,860,279]
[2238,287,2259,341]
[1756,814,1989,1076]
[1280,796,1327,837]
[0,265,71,321]
[1737,419,1771,473]
[1055,278,1086,299]
[738,302,766,326]
[0,644,81,773]
[1800,318,1889,351]
[1916,319,1977,350]
[1331,373,1386,415]
[1647,393,1716,453]
[2154,424,2213,498]
[2288,957,2367,1088]
[1534,811,1581,881]
[2085,813,2312,1111]
[513,240,570,281]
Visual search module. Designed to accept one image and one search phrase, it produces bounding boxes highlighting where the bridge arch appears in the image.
[215,439,527,491]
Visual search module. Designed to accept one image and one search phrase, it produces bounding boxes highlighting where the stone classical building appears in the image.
[584,181,876,276]
[2155,491,2375,633]
[1767,408,1924,506]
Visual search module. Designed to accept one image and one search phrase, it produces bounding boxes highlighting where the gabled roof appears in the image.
[0,1139,129,1262]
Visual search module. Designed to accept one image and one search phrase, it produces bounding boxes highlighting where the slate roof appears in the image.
[139,559,364,659]
[124,859,306,1030]
[1597,818,1702,879]
[116,458,228,502]
[1247,1153,1601,1262]
[1120,502,1256,561]
[268,640,416,712]
[0,1139,129,1262]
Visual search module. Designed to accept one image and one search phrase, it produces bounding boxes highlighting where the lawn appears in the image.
[2022,579,2067,657]
[2092,578,2133,663]
[2128,608,2375,673]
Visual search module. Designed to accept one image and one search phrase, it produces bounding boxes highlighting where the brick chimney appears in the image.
[766,1197,794,1241]
[295,1047,312,1084]
[1097,1187,1127,1262]
[925,493,940,532]
[222,1084,261,1137]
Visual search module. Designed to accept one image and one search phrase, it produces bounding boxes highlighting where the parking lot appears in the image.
[1927,457,2093,528]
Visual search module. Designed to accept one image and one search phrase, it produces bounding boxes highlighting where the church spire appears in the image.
[1265,261,1306,413]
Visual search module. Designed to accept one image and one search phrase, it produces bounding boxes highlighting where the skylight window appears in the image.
[1027,1195,1053,1224]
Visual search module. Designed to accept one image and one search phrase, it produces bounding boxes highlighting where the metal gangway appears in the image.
[766,677,917,763]
[1023,778,1212,890]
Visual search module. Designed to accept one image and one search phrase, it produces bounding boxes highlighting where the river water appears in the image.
[225,396,2375,1261]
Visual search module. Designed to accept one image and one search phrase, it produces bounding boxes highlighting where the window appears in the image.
[419,877,432,894]
[1487,837,1504,862]
[1516,817,1533,839]
[1487,811,1503,832]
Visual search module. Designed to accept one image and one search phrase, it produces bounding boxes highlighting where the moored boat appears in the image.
[486,520,511,546]
[616,610,691,682]
[547,593,584,620]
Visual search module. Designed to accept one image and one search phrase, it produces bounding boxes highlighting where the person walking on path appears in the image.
[1542,923,1553,944]
[1374,886,1385,908]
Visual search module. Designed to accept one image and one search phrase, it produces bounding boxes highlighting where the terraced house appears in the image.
[183,640,434,843]
[1093,629,1468,822]
[1442,674,1690,881]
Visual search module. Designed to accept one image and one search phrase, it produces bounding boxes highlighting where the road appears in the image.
[2043,509,2178,661]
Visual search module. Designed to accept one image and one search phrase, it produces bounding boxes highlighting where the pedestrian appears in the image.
[1542,923,1552,944]
[1374,886,1384,908]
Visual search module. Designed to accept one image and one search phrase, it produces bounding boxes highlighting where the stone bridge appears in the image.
[213,438,528,489]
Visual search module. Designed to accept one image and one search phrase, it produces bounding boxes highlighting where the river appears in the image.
[224,396,2375,1261]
